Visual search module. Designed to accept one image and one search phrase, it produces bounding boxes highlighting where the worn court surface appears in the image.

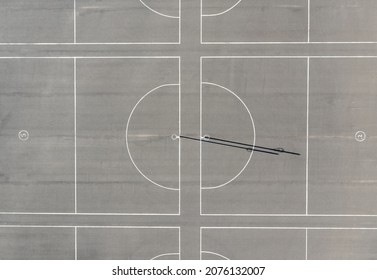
[0,0,377,260]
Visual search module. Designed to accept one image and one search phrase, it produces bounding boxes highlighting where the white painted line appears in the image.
[179,57,181,215]
[0,225,180,229]
[200,0,203,44]
[202,0,242,17]
[1,56,377,59]
[200,213,377,217]
[199,57,203,215]
[201,41,377,44]
[75,226,78,260]
[0,56,181,59]
[0,212,180,215]
[201,56,377,59]
[307,0,311,42]
[179,0,181,44]
[200,82,255,190]
[0,225,73,228]
[178,227,181,260]
[305,228,308,260]
[139,0,179,19]
[126,83,180,191]
[73,0,77,44]
[306,57,310,215]
[150,253,180,260]
[0,42,181,45]
[199,227,203,260]
[74,58,77,214]
[201,251,230,260]
[201,227,377,230]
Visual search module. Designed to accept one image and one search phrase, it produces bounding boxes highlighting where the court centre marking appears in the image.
[126,83,180,192]
[200,82,256,190]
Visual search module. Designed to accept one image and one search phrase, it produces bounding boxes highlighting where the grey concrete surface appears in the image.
[0,227,75,260]
[202,0,308,43]
[308,229,377,260]
[310,0,377,42]
[0,0,377,260]
[0,59,75,213]
[77,227,179,260]
[309,58,377,214]
[0,0,74,43]
[201,228,306,260]
[76,0,180,43]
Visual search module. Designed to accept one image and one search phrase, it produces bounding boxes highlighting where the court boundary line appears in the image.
[0,56,180,217]
[0,226,180,229]
[0,56,181,59]
[0,0,181,45]
[306,57,310,215]
[74,58,77,214]
[305,228,308,260]
[73,0,76,44]
[178,57,181,216]
[74,226,77,260]
[0,212,180,216]
[201,226,377,230]
[201,42,377,44]
[2,56,377,59]
[200,55,377,217]
[307,0,310,43]
[199,57,203,215]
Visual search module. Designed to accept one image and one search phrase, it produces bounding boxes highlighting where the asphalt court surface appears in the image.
[1,0,377,260]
